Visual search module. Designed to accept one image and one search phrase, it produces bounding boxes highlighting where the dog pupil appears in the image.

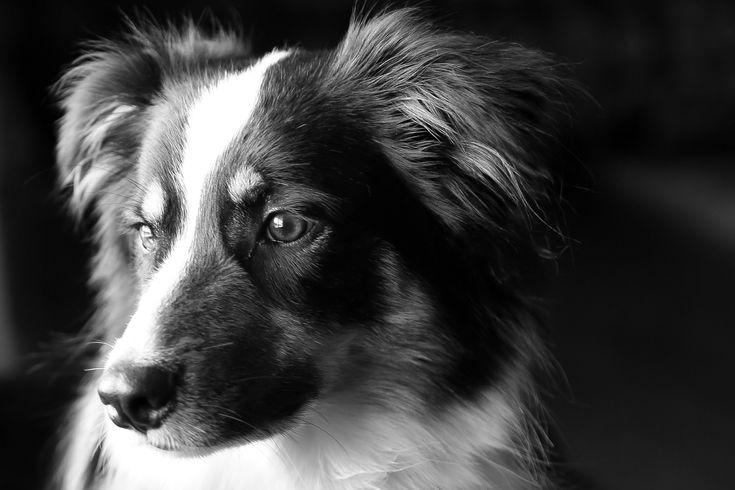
[270,213,303,241]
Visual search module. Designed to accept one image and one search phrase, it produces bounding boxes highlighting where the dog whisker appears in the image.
[211,404,305,482]
[85,340,115,350]
[200,341,235,351]
[218,412,259,431]
[294,418,347,455]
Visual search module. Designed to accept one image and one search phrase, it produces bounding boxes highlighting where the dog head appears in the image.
[56,10,562,454]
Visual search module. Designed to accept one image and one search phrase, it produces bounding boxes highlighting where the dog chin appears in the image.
[142,433,190,454]
[146,441,232,458]
[149,427,276,460]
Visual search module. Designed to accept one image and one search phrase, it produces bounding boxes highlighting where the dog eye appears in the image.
[138,224,157,252]
[266,212,309,243]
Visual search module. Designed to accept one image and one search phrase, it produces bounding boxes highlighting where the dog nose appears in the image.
[98,363,176,432]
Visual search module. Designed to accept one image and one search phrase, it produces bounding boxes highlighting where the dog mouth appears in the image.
[115,423,238,456]
[144,436,222,456]
[106,406,290,457]
[119,423,282,460]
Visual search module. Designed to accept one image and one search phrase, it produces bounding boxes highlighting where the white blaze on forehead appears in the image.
[181,49,289,218]
[228,166,264,202]
[107,50,290,366]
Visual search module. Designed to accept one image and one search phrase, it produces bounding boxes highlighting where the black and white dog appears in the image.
[54,9,567,490]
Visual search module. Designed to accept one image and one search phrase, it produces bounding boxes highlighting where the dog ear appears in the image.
[56,46,159,218]
[55,20,249,218]
[331,9,565,238]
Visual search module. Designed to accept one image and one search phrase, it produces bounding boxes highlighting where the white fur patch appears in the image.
[228,166,263,202]
[180,49,288,227]
[102,421,294,490]
[106,50,290,367]
[141,181,166,223]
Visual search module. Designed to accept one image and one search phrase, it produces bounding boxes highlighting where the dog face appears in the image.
[57,11,561,454]
[95,50,448,451]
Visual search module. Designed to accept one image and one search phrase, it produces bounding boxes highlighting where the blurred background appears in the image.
[0,0,733,488]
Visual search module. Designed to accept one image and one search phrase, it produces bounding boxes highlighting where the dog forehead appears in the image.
[180,50,290,209]
[135,51,291,218]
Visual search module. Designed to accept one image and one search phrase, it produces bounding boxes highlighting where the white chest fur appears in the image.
[61,383,538,490]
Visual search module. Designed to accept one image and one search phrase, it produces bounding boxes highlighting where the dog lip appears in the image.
[146,439,179,452]
[105,404,133,430]
[144,439,214,457]
[143,432,265,457]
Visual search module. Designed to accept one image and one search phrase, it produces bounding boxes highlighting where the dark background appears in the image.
[1,1,733,489]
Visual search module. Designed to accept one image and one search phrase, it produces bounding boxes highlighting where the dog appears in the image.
[53,8,568,490]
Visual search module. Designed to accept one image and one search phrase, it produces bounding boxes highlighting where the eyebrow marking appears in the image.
[228,167,264,202]
[141,181,165,223]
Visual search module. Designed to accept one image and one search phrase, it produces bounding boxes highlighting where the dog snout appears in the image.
[98,363,177,433]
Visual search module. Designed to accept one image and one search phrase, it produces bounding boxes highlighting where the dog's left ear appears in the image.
[331,9,565,238]
[55,21,248,218]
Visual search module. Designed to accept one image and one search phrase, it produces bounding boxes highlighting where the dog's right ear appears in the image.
[55,21,248,218]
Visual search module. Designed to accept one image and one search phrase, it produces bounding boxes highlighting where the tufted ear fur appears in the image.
[55,20,249,218]
[330,9,565,243]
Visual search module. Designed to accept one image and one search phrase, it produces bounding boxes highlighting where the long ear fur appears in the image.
[330,9,565,241]
[56,19,249,218]
[329,14,567,484]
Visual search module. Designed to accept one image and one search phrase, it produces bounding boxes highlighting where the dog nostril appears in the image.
[98,364,176,433]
